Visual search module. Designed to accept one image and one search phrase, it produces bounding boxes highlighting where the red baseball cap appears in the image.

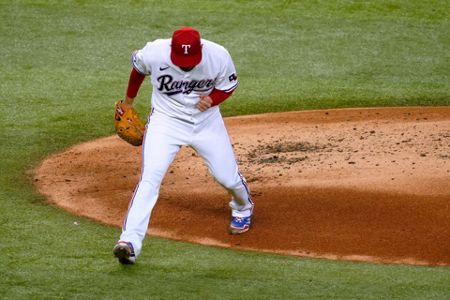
[170,26,202,67]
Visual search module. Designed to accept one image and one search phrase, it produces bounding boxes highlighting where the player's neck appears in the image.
[179,66,195,72]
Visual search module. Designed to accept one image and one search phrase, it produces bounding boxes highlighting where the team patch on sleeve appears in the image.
[228,73,238,82]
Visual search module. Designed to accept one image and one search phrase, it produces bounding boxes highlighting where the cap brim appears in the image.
[170,51,202,68]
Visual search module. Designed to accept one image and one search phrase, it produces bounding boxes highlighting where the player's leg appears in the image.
[192,115,253,232]
[117,114,183,260]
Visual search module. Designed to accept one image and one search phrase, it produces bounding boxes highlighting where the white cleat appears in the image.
[113,241,136,265]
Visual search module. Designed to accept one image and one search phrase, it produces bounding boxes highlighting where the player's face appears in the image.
[180,66,195,72]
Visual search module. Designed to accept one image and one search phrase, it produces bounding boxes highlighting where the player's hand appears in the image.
[196,96,213,112]
[123,96,135,107]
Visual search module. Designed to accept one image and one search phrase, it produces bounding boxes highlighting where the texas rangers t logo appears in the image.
[182,44,191,54]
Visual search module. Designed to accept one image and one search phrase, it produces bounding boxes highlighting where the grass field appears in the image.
[1,0,449,299]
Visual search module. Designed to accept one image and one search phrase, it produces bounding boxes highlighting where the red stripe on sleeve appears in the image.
[209,88,235,106]
[126,68,146,98]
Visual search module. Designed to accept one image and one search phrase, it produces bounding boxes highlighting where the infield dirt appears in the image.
[34,107,450,266]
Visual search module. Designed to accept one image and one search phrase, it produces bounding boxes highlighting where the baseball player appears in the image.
[113,26,254,264]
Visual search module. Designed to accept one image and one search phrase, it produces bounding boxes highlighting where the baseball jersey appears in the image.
[131,39,239,123]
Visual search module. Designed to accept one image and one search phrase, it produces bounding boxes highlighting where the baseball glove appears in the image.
[114,100,145,146]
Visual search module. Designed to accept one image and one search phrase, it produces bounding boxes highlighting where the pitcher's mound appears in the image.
[34,107,450,266]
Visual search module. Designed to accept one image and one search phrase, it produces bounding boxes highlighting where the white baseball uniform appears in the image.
[119,38,253,257]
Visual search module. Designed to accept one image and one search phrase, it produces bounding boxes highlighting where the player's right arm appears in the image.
[124,68,145,106]
[124,44,153,106]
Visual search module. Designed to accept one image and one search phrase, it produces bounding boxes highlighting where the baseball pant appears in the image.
[119,110,253,257]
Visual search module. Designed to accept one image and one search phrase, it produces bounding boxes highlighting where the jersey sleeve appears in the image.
[214,49,239,92]
[131,42,153,75]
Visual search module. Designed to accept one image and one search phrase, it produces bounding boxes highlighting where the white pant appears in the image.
[119,110,253,256]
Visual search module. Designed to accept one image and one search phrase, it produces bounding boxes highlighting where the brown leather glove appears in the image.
[114,100,145,146]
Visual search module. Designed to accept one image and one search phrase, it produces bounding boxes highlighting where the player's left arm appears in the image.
[196,49,239,112]
[197,88,235,112]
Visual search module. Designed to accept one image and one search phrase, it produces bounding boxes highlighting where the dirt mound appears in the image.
[34,107,450,266]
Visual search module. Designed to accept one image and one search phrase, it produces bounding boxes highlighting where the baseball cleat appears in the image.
[113,241,136,265]
[229,216,252,235]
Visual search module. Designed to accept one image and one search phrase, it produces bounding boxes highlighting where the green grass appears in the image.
[1,0,449,299]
